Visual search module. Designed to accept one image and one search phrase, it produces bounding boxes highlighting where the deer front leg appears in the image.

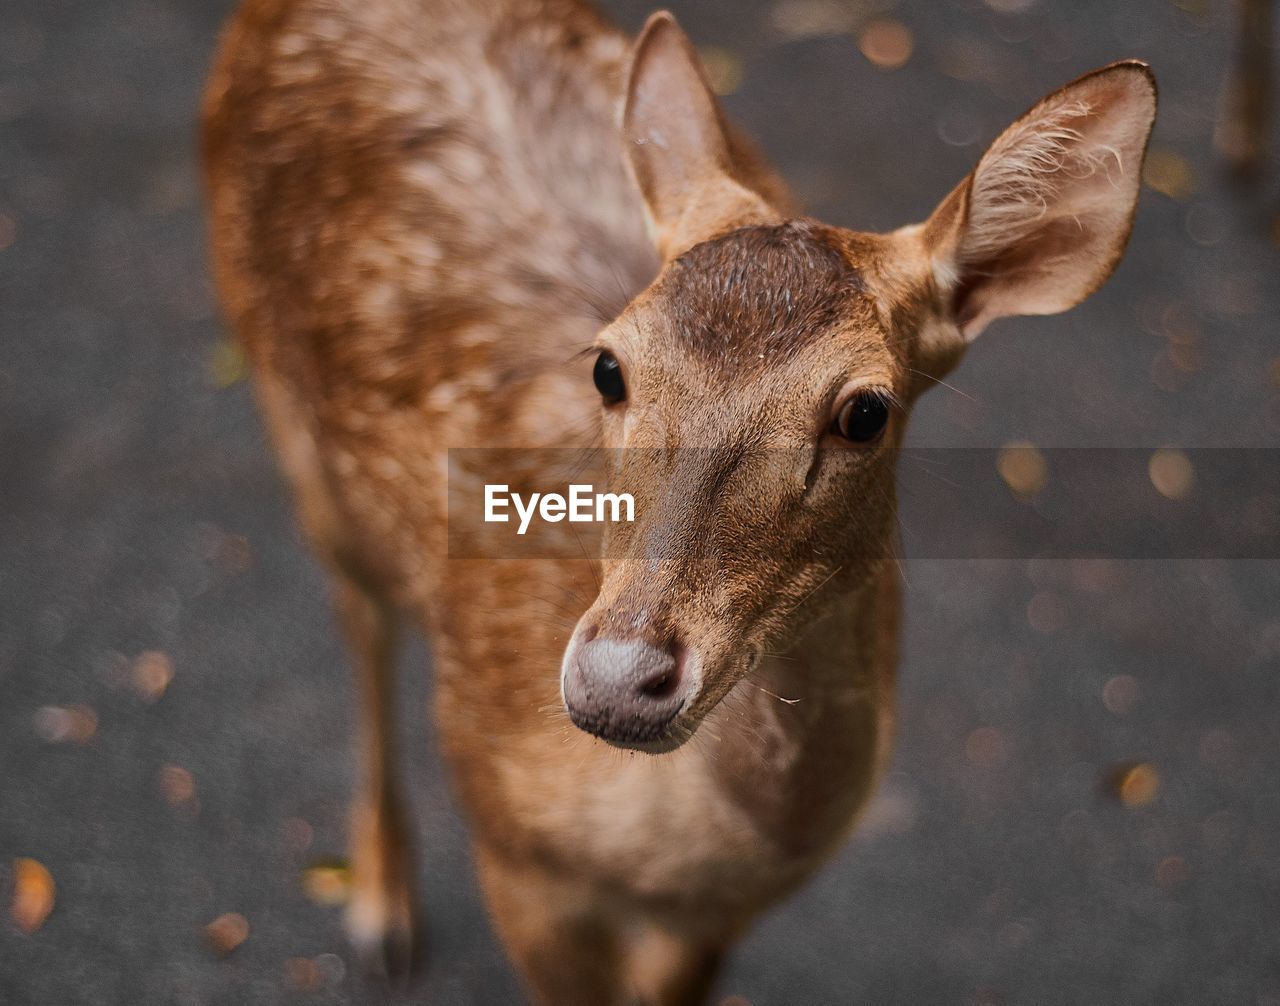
[335,577,418,978]
[625,922,729,1006]
[475,847,625,1005]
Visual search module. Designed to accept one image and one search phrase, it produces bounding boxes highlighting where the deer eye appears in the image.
[832,391,890,443]
[593,350,625,405]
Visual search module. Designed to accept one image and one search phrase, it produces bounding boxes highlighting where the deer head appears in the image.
[560,11,1156,752]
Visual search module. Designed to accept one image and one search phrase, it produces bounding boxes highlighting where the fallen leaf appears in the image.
[285,956,321,990]
[768,0,859,40]
[1143,149,1195,200]
[1110,762,1159,807]
[997,441,1048,498]
[11,858,55,933]
[204,912,249,956]
[32,705,97,744]
[302,861,352,906]
[131,651,173,702]
[159,765,197,811]
[699,46,744,96]
[209,340,246,389]
[858,19,913,70]
[1149,448,1194,500]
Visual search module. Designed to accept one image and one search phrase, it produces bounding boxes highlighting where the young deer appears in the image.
[202,2,1156,1001]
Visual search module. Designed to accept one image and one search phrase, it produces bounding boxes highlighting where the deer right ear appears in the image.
[623,12,776,260]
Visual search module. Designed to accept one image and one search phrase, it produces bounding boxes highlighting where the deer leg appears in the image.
[1216,0,1272,178]
[247,370,420,976]
[475,848,624,1005]
[335,576,418,978]
[625,921,729,1006]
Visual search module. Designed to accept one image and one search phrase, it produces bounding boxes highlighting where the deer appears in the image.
[201,1,1156,1001]
[1216,0,1271,179]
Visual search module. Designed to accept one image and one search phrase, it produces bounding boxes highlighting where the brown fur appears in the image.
[1216,0,1272,177]
[202,2,1155,1001]
[660,221,867,367]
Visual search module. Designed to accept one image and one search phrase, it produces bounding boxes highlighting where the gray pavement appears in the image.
[2,0,1279,1003]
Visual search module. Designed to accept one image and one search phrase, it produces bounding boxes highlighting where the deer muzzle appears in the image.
[560,635,694,751]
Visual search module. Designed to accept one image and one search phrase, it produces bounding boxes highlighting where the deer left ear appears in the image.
[623,12,778,260]
[920,61,1157,342]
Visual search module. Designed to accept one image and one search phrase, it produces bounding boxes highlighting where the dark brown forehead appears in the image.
[655,219,867,368]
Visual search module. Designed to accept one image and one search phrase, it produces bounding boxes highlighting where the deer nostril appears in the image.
[637,642,684,699]
[639,668,675,698]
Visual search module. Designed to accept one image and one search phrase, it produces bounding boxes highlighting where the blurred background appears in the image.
[2,0,1279,1002]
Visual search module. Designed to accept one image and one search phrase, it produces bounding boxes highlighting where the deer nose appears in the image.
[562,637,690,747]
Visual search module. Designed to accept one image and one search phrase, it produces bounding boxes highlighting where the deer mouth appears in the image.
[565,695,689,751]
[601,723,694,755]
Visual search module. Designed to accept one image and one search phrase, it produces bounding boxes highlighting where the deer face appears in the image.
[559,12,1157,752]
[562,222,903,751]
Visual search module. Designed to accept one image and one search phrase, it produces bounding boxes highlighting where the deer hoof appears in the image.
[345,887,420,983]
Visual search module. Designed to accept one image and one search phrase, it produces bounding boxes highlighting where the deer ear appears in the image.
[922,61,1157,341]
[623,12,775,260]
